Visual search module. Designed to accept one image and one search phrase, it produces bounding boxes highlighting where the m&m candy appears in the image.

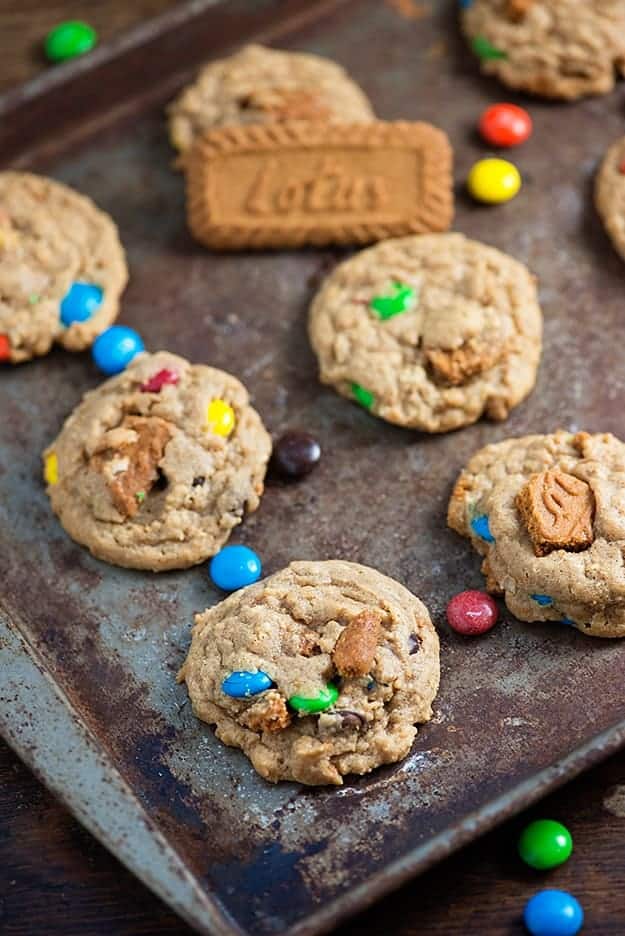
[479,103,533,148]
[518,819,573,870]
[524,890,583,936]
[44,21,97,62]
[370,282,416,320]
[352,383,374,410]
[0,334,11,362]
[531,594,554,607]
[206,399,235,437]
[446,590,499,636]
[140,368,180,393]
[222,671,273,698]
[470,514,495,543]
[209,545,261,591]
[471,35,507,61]
[468,157,522,204]
[289,683,339,714]
[270,430,321,480]
[60,282,103,326]
[92,325,145,376]
[44,452,59,486]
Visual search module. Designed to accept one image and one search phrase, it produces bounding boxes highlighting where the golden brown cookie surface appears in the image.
[44,351,271,571]
[168,44,374,155]
[461,0,625,100]
[308,233,542,433]
[448,431,625,637]
[180,560,440,785]
[0,172,127,364]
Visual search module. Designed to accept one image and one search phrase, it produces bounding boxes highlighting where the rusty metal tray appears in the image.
[2,1,625,933]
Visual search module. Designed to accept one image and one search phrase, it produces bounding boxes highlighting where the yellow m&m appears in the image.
[44,452,58,485]
[467,157,521,205]
[206,399,235,437]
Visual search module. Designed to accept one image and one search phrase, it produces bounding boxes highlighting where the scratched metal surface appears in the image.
[2,1,625,934]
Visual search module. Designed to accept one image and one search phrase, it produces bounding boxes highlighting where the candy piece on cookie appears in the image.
[461,1,625,100]
[516,469,595,557]
[448,431,625,637]
[167,44,374,156]
[0,172,127,364]
[308,233,542,433]
[43,351,271,571]
[595,135,625,263]
[179,560,440,785]
[185,121,453,250]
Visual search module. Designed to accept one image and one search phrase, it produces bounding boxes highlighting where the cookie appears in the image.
[308,233,542,433]
[186,121,454,250]
[595,136,625,262]
[179,560,440,785]
[168,44,374,156]
[43,351,271,571]
[461,0,625,100]
[448,430,625,637]
[0,172,127,364]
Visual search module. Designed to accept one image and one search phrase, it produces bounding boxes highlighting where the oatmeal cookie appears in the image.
[179,560,440,785]
[461,0,625,100]
[168,44,374,156]
[0,172,127,364]
[44,351,271,571]
[448,430,625,637]
[308,233,542,433]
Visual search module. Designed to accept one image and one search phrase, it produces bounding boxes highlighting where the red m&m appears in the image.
[0,334,10,362]
[447,590,498,635]
[479,103,532,148]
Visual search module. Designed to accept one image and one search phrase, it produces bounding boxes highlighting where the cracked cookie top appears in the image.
[0,172,127,364]
[448,431,625,637]
[308,233,542,433]
[167,44,374,156]
[179,560,440,785]
[44,351,272,571]
[461,0,625,100]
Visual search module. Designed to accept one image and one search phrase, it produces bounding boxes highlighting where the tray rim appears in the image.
[3,1,625,934]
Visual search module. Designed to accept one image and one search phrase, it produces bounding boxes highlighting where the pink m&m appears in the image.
[447,590,498,636]
[478,103,532,148]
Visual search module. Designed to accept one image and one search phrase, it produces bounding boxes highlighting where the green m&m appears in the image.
[289,683,339,714]
[518,819,573,870]
[351,382,374,410]
[44,21,97,63]
[370,282,416,321]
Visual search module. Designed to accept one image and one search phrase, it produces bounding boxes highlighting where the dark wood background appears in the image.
[2,1,625,933]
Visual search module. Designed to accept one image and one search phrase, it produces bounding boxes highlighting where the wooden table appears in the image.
[2,2,625,933]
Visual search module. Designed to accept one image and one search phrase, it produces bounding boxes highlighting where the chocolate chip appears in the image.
[334,710,365,729]
[408,633,422,654]
[155,469,168,491]
[270,431,321,481]
[192,476,205,487]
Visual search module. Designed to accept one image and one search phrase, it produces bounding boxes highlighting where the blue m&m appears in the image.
[531,594,554,607]
[471,514,495,543]
[92,325,145,375]
[222,671,273,698]
[60,282,103,326]
[209,545,262,592]
[524,890,583,936]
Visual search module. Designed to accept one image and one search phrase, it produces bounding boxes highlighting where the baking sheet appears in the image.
[2,1,625,934]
